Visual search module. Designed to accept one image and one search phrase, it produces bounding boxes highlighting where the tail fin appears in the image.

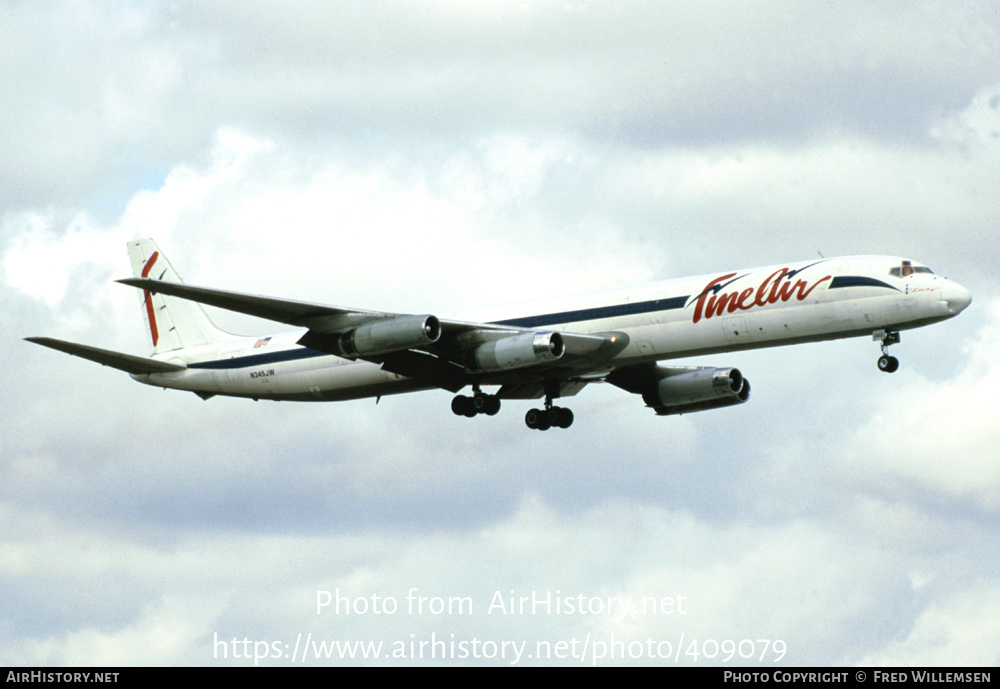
[127,239,237,353]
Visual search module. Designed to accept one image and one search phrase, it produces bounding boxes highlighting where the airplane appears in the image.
[26,239,972,431]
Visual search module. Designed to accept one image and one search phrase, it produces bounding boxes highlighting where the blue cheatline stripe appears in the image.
[493,295,690,329]
[188,347,327,370]
[186,295,693,370]
[829,276,899,291]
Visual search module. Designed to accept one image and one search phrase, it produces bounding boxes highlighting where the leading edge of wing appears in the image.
[118,277,388,332]
[25,337,186,375]
[117,277,530,338]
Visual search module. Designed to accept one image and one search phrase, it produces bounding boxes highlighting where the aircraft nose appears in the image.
[941,281,972,315]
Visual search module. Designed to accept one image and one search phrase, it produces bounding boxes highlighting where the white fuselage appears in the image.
[132,256,971,401]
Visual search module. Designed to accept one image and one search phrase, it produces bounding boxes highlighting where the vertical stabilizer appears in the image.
[127,239,237,353]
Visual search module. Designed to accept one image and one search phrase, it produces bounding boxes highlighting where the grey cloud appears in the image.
[3,0,998,666]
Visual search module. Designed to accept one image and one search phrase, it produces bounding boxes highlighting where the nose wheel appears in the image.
[874,330,900,373]
[877,354,899,373]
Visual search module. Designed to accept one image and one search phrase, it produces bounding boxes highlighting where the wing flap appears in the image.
[25,337,186,375]
[497,380,591,399]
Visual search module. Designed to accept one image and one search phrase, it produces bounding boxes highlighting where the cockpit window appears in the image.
[889,260,934,278]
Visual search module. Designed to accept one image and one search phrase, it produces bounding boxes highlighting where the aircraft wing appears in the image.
[25,337,186,375]
[118,277,628,391]
[118,277,607,342]
[117,277,389,332]
[118,275,533,345]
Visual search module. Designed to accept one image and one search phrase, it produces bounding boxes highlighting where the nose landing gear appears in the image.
[874,330,900,373]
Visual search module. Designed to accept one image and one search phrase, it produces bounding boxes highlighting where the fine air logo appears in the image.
[690,265,832,324]
[250,369,275,379]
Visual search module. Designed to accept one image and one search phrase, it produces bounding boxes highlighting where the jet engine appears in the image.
[336,314,442,357]
[470,331,565,372]
[644,367,750,415]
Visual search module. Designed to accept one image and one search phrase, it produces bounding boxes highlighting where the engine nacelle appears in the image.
[470,331,565,372]
[645,367,751,415]
[339,314,441,357]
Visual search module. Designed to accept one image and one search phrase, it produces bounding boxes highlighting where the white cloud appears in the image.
[932,85,1000,150]
[2,213,120,307]
[843,299,1000,510]
[6,493,994,666]
[9,595,223,668]
[859,583,1000,667]
[4,1,998,212]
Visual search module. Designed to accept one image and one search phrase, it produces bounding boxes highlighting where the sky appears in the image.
[2,0,999,667]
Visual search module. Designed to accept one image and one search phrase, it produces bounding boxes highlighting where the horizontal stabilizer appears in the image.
[25,337,186,375]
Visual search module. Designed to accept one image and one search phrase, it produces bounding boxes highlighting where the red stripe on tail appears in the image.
[141,252,160,346]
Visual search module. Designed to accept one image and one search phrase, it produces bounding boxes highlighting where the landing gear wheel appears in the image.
[874,330,901,374]
[557,407,574,428]
[525,408,550,430]
[453,391,501,418]
[877,355,899,373]
[547,406,574,429]
[451,395,477,417]
[526,399,574,431]
[472,394,489,414]
[482,394,501,416]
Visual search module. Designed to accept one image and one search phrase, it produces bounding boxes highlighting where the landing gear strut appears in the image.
[451,387,501,418]
[874,329,900,373]
[452,384,574,430]
[524,384,574,431]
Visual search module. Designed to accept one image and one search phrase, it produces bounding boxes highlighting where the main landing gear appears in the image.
[874,329,900,373]
[524,404,574,431]
[525,382,573,431]
[451,388,501,417]
[451,384,575,430]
